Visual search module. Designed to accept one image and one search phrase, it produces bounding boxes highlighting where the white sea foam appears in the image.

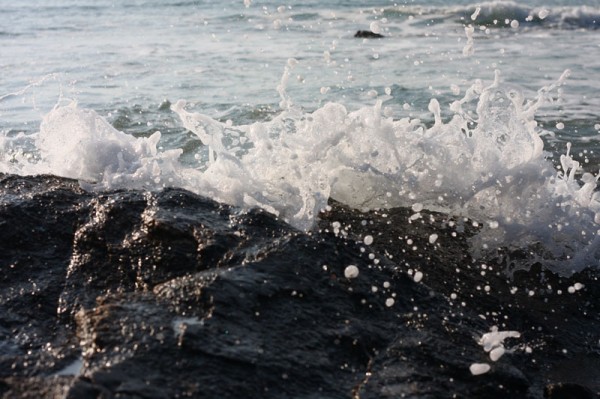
[2,67,599,274]
[171,67,599,273]
[388,2,599,30]
[476,327,520,364]
[479,329,520,353]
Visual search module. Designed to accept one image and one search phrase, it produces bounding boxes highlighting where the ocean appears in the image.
[1,1,599,397]
[2,0,600,272]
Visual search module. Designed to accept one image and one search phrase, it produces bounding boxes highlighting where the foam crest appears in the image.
[1,70,598,273]
[37,102,183,190]
[468,2,600,30]
[172,98,333,230]
[385,2,599,30]
[172,69,598,273]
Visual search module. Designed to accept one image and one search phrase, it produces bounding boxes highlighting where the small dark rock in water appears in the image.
[354,30,384,38]
[0,174,599,398]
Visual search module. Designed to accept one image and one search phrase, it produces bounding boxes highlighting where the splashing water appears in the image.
[1,102,184,191]
[172,65,600,273]
[1,64,598,274]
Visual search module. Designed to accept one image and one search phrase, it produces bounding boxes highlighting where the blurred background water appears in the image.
[1,0,599,167]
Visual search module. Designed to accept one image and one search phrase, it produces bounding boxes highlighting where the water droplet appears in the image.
[344,265,359,279]
[469,363,491,375]
[413,271,423,283]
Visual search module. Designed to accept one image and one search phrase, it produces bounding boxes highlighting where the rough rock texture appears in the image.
[0,174,598,398]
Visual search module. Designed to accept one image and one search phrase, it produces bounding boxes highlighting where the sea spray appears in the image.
[36,102,184,191]
[2,69,598,273]
[397,2,600,30]
[171,67,599,273]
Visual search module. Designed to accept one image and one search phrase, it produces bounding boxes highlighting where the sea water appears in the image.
[1,0,599,274]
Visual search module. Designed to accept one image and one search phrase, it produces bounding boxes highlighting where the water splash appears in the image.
[1,67,598,273]
[171,66,599,273]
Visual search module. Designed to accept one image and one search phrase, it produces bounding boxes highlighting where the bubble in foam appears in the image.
[538,9,549,19]
[385,298,395,307]
[363,235,374,245]
[510,20,519,28]
[428,234,438,244]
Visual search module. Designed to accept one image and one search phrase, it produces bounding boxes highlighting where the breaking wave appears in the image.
[1,64,599,274]
[383,1,600,30]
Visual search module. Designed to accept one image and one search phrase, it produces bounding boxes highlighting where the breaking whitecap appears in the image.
[2,65,599,274]
[171,65,600,274]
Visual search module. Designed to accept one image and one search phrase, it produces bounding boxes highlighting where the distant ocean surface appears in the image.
[1,0,600,273]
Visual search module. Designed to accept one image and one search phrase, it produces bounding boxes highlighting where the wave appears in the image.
[383,2,600,30]
[1,64,599,274]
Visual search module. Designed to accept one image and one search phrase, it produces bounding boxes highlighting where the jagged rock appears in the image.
[0,174,598,398]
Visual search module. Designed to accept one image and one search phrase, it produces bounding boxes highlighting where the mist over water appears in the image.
[1,0,600,273]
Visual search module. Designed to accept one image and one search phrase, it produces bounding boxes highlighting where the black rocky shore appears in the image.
[0,174,598,398]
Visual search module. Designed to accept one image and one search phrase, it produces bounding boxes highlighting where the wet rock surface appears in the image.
[0,174,598,398]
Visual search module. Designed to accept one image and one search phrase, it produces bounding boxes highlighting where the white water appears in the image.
[173,66,600,274]
[1,64,599,274]
[1,0,599,274]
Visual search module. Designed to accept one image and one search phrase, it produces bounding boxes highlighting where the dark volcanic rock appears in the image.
[0,174,599,398]
[354,30,384,39]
